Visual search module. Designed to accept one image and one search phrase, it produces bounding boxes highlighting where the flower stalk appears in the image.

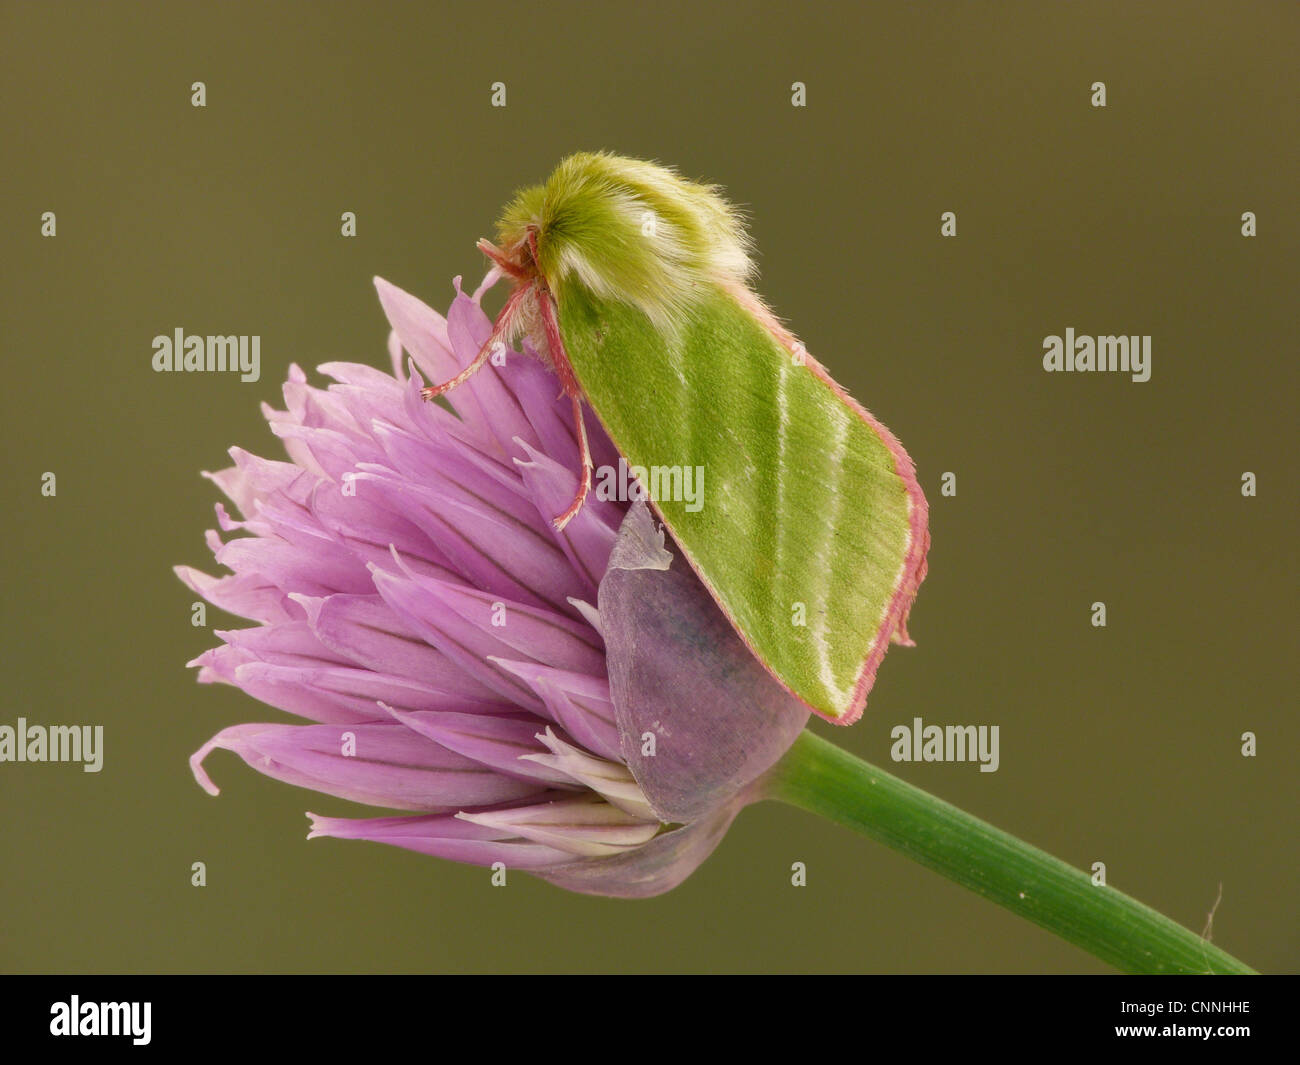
[767,730,1256,974]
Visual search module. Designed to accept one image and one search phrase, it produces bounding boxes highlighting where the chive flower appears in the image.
[181,274,808,896]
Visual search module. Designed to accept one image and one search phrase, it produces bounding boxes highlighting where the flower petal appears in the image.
[191,721,543,811]
[306,480,462,581]
[512,437,621,592]
[375,276,536,461]
[214,534,374,598]
[457,795,660,858]
[204,447,316,522]
[384,706,579,789]
[523,728,655,819]
[536,799,744,899]
[489,659,622,762]
[307,810,575,869]
[174,565,300,625]
[291,592,500,704]
[355,468,582,612]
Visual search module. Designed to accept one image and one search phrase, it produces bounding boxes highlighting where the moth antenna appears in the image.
[553,393,594,533]
[476,238,529,280]
[420,281,531,400]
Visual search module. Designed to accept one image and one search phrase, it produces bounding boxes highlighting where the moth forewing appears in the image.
[555,281,927,723]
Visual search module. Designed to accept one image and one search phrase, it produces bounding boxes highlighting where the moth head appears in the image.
[492,151,756,332]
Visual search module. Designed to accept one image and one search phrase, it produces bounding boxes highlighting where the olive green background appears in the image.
[2,1,1295,974]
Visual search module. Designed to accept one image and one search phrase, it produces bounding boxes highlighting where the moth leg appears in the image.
[421,282,531,400]
[552,393,594,533]
[532,284,593,531]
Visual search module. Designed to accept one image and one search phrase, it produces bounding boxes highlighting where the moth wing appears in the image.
[557,284,928,724]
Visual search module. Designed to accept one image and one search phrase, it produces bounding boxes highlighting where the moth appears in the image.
[423,152,929,724]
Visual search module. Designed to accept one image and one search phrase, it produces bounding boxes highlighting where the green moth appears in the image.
[424,152,929,724]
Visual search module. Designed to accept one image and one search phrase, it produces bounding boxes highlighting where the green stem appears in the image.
[766,730,1256,974]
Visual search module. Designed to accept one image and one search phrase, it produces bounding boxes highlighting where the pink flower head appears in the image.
[181,274,808,897]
